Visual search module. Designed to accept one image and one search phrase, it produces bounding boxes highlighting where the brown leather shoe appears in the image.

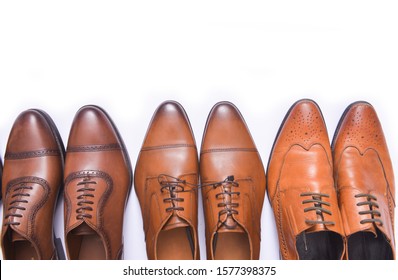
[332,101,395,259]
[267,99,345,260]
[1,109,64,260]
[134,101,199,260]
[200,101,266,260]
[64,105,132,260]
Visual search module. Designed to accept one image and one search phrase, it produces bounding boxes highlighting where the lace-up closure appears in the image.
[203,176,240,229]
[4,184,33,226]
[158,174,191,212]
[355,193,383,226]
[76,178,97,219]
[300,192,335,225]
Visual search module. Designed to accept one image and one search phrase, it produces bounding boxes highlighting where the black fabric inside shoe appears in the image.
[347,227,393,260]
[296,231,344,259]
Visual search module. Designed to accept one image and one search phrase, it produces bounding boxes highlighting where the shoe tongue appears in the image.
[306,224,327,233]
[12,231,27,242]
[162,214,189,231]
[217,218,245,233]
[362,224,377,236]
[72,223,97,236]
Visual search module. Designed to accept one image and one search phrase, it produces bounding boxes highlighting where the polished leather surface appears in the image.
[1,110,64,260]
[134,101,199,260]
[332,102,395,259]
[267,99,345,260]
[64,105,132,260]
[200,101,266,260]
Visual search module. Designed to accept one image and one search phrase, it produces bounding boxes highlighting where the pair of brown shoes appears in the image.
[267,99,395,260]
[1,106,132,260]
[135,101,266,260]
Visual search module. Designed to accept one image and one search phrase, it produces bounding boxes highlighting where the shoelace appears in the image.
[158,175,241,228]
[158,174,197,212]
[76,178,97,219]
[355,193,383,226]
[202,176,240,229]
[4,184,33,226]
[300,192,335,225]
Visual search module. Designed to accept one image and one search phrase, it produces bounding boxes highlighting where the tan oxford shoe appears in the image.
[200,101,266,260]
[134,101,200,260]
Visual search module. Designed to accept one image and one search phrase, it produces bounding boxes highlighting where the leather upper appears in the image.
[64,105,132,260]
[200,102,266,260]
[332,102,395,258]
[134,101,199,260]
[267,99,345,260]
[1,110,64,260]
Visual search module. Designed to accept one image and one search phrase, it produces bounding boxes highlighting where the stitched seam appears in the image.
[64,170,114,257]
[276,191,288,259]
[5,149,60,160]
[141,144,196,151]
[5,176,51,251]
[201,148,258,154]
[67,144,122,153]
[388,193,394,230]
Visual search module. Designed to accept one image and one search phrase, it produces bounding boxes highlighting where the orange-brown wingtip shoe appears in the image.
[267,99,345,260]
[200,101,266,260]
[1,109,64,260]
[134,101,200,260]
[332,101,395,260]
[64,105,132,260]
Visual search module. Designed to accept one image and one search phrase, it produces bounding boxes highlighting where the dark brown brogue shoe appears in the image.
[1,109,64,260]
[64,105,132,260]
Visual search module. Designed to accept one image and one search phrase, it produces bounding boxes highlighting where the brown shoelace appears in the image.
[300,192,335,226]
[355,193,383,226]
[202,176,240,229]
[4,184,33,226]
[158,174,198,212]
[158,175,241,228]
[76,178,97,219]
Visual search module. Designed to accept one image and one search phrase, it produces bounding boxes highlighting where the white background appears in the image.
[1,0,398,262]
